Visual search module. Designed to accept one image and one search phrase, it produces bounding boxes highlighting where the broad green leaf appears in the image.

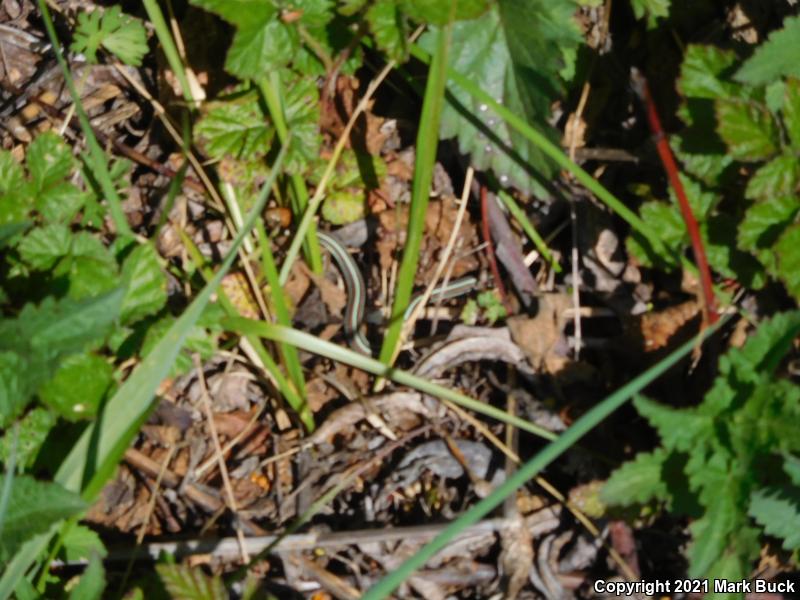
[26,132,74,192]
[783,78,800,151]
[156,564,225,600]
[629,0,670,28]
[195,95,274,161]
[601,449,669,506]
[61,524,107,562]
[0,475,86,562]
[280,74,322,174]
[427,0,581,198]
[0,152,28,224]
[745,155,800,201]
[68,554,105,600]
[39,352,113,421]
[0,407,55,468]
[71,6,147,66]
[0,352,27,426]
[366,1,408,62]
[120,243,167,325]
[749,486,800,550]
[678,45,739,100]
[190,0,276,26]
[738,195,799,255]
[399,0,489,25]
[715,99,779,161]
[17,223,71,270]
[735,15,800,86]
[774,224,800,300]
[58,232,119,299]
[634,396,712,452]
[36,182,86,224]
[0,222,29,248]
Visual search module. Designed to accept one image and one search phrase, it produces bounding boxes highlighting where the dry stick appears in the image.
[192,355,249,563]
[480,184,512,313]
[630,68,718,324]
[396,167,474,358]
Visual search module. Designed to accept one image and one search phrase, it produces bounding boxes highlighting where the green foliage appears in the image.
[317,149,386,224]
[735,15,800,86]
[67,555,106,600]
[421,0,583,198]
[156,564,226,600]
[71,6,148,66]
[604,312,800,586]
[629,0,670,28]
[629,37,800,301]
[0,474,86,562]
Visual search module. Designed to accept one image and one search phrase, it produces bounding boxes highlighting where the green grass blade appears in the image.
[496,188,561,272]
[361,320,723,599]
[36,0,131,237]
[223,318,556,441]
[377,22,453,367]
[141,0,195,106]
[257,77,323,274]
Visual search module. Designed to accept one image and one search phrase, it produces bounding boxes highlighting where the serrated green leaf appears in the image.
[230,18,294,78]
[399,0,490,25]
[601,449,670,506]
[735,15,800,86]
[783,78,800,151]
[671,173,718,218]
[57,233,119,300]
[26,132,74,192]
[730,310,800,374]
[0,475,86,562]
[0,407,56,468]
[71,6,147,66]
[0,152,28,225]
[68,554,105,600]
[366,1,408,62]
[625,200,683,268]
[774,224,800,300]
[749,486,800,550]
[39,352,113,421]
[745,155,800,201]
[686,487,738,577]
[120,243,167,325]
[61,524,107,563]
[634,396,712,452]
[629,0,670,28]
[155,564,226,600]
[678,45,739,100]
[703,214,766,289]
[195,96,274,161]
[17,223,71,270]
[715,99,779,161]
[280,74,322,174]
[738,195,800,258]
[37,182,87,224]
[671,133,733,187]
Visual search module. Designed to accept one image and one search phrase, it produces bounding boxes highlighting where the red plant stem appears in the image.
[480,184,511,312]
[631,69,719,324]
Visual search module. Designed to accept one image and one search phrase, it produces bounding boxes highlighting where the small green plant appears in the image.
[603,311,800,591]
[71,5,148,66]
[628,15,800,301]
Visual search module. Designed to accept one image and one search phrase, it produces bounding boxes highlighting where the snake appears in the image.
[317,231,478,355]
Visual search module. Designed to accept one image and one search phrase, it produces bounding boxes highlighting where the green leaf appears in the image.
[0,152,28,225]
[745,155,800,201]
[428,0,582,198]
[749,486,800,550]
[195,95,274,161]
[703,214,766,289]
[634,396,712,452]
[774,224,800,300]
[678,45,739,100]
[735,15,800,86]
[17,224,71,270]
[398,0,490,25]
[0,475,86,562]
[39,352,113,421]
[366,1,408,62]
[57,233,119,300]
[61,524,107,563]
[321,191,365,225]
[36,182,87,224]
[601,449,670,506]
[0,408,56,469]
[120,243,167,325]
[783,454,800,486]
[0,352,27,426]
[280,74,322,174]
[68,554,105,600]
[629,0,670,28]
[782,78,800,151]
[625,200,684,269]
[738,195,800,256]
[71,6,148,66]
[155,564,226,600]
[715,99,779,161]
[26,132,74,192]
[686,484,740,577]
